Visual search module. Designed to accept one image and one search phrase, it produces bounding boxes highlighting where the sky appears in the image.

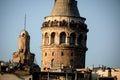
[0,0,120,68]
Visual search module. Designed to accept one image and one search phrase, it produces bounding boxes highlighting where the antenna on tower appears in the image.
[24,14,26,30]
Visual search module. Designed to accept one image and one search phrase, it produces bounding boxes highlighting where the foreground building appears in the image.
[41,0,88,72]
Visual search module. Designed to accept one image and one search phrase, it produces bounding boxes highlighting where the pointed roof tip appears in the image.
[19,14,29,36]
[24,14,26,30]
[51,0,80,17]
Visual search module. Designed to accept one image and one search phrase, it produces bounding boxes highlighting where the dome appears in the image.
[20,30,29,36]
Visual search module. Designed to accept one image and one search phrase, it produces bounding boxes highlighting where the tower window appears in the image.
[52,52,54,56]
[60,32,66,44]
[51,32,55,44]
[70,33,76,45]
[51,59,54,67]
[44,67,46,70]
[70,59,74,68]
[71,53,73,56]
[45,53,47,56]
[61,52,64,56]
[45,33,49,45]
[78,34,83,45]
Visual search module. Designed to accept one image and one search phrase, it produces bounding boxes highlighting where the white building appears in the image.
[91,67,120,80]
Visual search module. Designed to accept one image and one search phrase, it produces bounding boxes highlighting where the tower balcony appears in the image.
[41,19,89,32]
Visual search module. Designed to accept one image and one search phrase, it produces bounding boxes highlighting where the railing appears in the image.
[42,20,88,32]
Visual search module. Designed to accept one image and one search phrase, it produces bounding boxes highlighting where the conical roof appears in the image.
[51,0,80,17]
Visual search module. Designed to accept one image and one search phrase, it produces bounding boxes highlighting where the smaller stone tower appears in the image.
[12,30,34,65]
[11,28,40,74]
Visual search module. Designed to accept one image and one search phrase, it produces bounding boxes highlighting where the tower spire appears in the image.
[24,14,26,30]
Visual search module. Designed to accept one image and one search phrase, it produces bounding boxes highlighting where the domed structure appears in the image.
[20,30,29,36]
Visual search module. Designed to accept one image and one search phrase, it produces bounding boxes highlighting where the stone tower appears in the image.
[11,29,40,74]
[18,30,31,64]
[18,30,30,53]
[12,30,34,65]
[41,0,88,71]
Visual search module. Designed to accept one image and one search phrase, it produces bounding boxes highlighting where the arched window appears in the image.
[70,59,74,68]
[51,32,55,44]
[60,32,66,44]
[70,33,76,45]
[51,59,54,67]
[78,34,83,45]
[45,33,49,45]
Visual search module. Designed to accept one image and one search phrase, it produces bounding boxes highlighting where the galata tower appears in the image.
[41,0,88,71]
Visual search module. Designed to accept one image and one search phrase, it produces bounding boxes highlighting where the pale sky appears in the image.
[0,0,120,68]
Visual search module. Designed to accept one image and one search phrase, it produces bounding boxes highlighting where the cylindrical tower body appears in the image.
[41,0,88,71]
[17,30,31,64]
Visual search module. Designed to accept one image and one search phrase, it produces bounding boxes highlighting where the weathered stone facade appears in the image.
[41,0,88,71]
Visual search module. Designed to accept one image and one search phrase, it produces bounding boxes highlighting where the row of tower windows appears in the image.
[44,32,86,45]
[44,52,74,56]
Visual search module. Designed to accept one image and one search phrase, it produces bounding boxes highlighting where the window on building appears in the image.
[71,53,73,56]
[60,32,66,44]
[61,52,64,56]
[70,33,76,45]
[51,32,55,44]
[78,34,83,45]
[44,67,46,70]
[45,33,49,45]
[45,53,47,56]
[51,59,54,67]
[52,52,54,56]
[70,59,74,68]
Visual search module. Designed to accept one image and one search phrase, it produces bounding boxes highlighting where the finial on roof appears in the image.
[19,14,29,36]
[24,14,26,30]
